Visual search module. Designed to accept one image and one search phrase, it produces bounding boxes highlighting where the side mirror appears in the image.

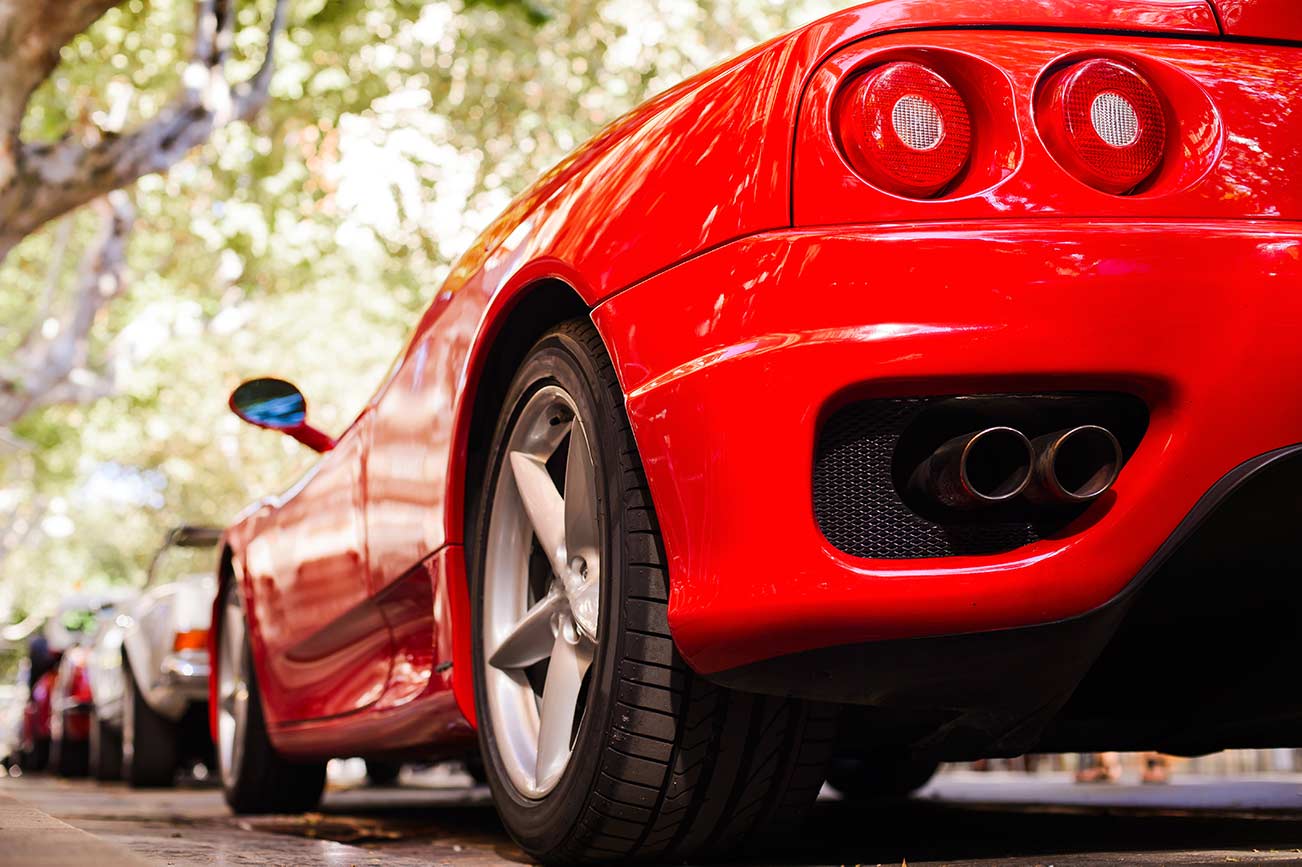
[229,378,335,452]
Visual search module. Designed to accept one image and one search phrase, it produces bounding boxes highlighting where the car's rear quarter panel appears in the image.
[595,26,1302,673]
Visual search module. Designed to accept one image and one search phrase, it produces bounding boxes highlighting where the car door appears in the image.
[253,411,393,723]
[359,290,479,703]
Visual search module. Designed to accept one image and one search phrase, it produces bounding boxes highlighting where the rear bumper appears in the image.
[593,220,1302,675]
[712,444,1302,758]
[158,651,210,703]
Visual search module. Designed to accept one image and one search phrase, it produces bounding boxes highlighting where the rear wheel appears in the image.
[51,716,89,778]
[122,662,177,787]
[471,320,833,864]
[217,581,326,813]
[89,711,123,781]
[21,737,50,772]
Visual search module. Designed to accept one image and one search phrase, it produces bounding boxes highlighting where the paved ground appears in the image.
[4,769,1302,865]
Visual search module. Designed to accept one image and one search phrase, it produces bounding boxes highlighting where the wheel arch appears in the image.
[445,275,597,725]
[451,277,590,549]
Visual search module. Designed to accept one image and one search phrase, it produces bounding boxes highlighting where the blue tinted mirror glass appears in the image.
[230,378,306,429]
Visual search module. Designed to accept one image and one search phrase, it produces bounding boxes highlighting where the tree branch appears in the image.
[14,213,73,352]
[0,1,123,186]
[0,0,290,259]
[235,0,289,120]
[0,191,134,427]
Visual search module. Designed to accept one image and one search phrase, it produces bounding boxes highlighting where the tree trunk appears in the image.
[0,0,289,430]
[0,0,287,259]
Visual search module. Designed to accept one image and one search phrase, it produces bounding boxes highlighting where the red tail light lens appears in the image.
[837,62,972,198]
[1039,59,1166,194]
[72,667,92,704]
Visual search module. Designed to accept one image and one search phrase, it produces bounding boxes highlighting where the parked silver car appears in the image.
[87,526,221,785]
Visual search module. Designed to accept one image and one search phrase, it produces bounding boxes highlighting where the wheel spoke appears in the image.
[509,450,568,578]
[562,421,601,625]
[223,604,244,665]
[217,598,248,782]
[568,578,600,644]
[488,591,565,671]
[535,631,593,792]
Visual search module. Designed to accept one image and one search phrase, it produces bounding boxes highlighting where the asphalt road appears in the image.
[4,769,1302,865]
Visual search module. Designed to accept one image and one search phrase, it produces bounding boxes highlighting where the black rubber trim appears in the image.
[1097,441,1302,612]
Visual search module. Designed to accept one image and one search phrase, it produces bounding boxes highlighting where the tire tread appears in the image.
[529,321,831,864]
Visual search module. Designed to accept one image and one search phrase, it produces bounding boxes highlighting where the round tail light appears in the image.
[1039,59,1166,195]
[837,62,972,198]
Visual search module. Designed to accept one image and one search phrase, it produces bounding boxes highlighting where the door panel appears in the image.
[365,288,480,592]
[256,414,392,724]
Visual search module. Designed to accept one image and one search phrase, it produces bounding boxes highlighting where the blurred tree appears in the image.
[0,0,288,428]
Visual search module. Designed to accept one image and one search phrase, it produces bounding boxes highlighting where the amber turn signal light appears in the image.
[173,629,209,652]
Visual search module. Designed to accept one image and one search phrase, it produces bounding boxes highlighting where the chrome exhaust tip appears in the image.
[1027,425,1123,505]
[909,426,1034,510]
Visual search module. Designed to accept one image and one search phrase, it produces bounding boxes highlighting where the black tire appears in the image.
[21,737,50,772]
[364,760,402,787]
[470,320,834,864]
[826,753,939,800]
[463,754,488,785]
[89,711,123,781]
[218,582,327,813]
[122,662,178,788]
[52,718,89,778]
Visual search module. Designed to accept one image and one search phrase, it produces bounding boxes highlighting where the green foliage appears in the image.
[0,0,838,621]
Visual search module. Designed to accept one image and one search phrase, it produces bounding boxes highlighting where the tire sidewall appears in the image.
[218,580,242,796]
[89,711,103,776]
[470,326,629,853]
[122,662,138,775]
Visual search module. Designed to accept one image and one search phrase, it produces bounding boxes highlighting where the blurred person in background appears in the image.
[1076,751,1121,783]
[27,633,54,690]
[1142,752,1172,784]
[1075,751,1173,783]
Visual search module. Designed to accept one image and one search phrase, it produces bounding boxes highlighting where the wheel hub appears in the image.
[483,386,602,798]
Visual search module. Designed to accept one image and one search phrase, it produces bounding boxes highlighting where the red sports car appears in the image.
[214,1,1302,861]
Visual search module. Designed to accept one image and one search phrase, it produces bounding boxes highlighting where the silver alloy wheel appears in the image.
[217,591,249,785]
[484,385,601,798]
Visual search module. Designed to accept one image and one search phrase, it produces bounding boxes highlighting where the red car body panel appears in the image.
[51,650,93,743]
[216,0,1301,757]
[1211,0,1302,41]
[267,548,474,759]
[24,671,55,742]
[795,32,1302,224]
[594,221,1302,673]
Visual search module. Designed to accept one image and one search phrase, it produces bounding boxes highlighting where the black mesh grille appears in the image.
[813,398,1036,559]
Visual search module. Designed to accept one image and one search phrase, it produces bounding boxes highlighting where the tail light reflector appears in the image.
[1040,59,1166,194]
[837,62,972,198]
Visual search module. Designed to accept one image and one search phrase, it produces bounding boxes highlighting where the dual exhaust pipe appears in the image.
[910,424,1123,510]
